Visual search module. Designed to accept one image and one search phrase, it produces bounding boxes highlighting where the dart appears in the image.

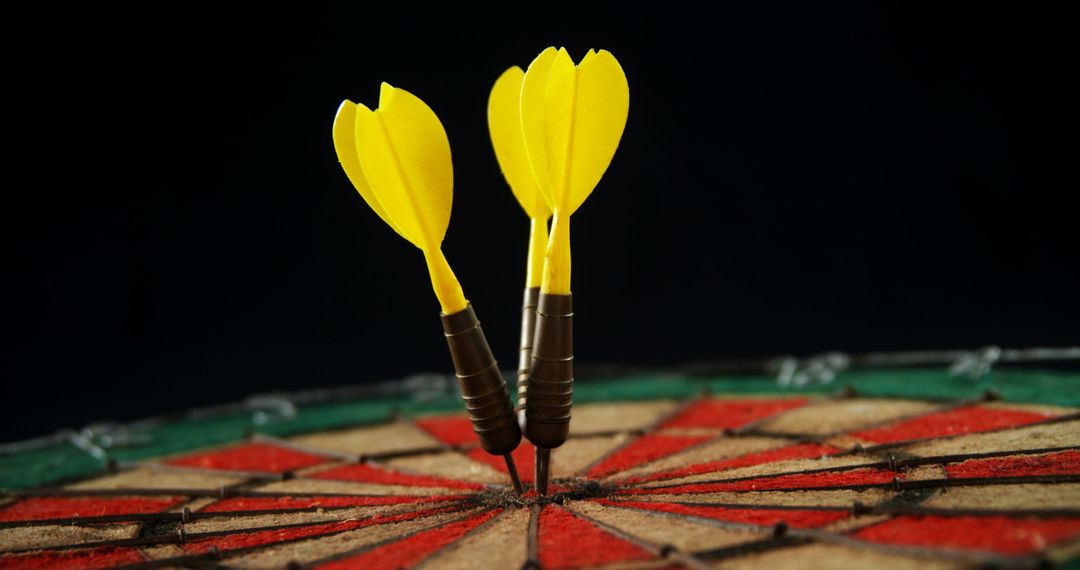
[332,83,525,493]
[487,66,553,430]
[519,47,629,493]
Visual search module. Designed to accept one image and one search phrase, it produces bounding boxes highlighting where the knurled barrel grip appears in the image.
[516,287,540,413]
[525,293,573,449]
[441,304,522,456]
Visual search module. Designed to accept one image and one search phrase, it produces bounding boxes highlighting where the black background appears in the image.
[4,4,1077,441]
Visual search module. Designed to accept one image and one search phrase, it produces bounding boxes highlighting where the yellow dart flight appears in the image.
[333,83,464,314]
[332,83,524,493]
[522,47,629,294]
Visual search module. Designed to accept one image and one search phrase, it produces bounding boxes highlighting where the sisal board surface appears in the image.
[570,501,767,552]
[422,507,530,569]
[64,468,244,490]
[922,483,1080,510]
[711,541,966,570]
[0,523,138,552]
[757,399,939,436]
[569,401,679,435]
[384,452,505,485]
[900,420,1080,457]
[553,435,626,478]
[288,422,440,457]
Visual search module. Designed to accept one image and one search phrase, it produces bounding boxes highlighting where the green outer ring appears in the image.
[2,368,1077,491]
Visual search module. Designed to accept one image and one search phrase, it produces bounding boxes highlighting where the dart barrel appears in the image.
[516,287,540,416]
[441,304,522,455]
[525,293,574,449]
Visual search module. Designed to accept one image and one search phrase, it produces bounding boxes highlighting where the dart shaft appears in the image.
[535,447,552,495]
[503,453,525,494]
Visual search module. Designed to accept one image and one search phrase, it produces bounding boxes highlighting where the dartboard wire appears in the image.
[737,391,999,442]
[0,501,476,555]
[0,496,476,528]
[617,444,1080,494]
[598,497,1080,518]
[560,503,713,570]
[586,497,1046,568]
[616,474,1080,496]
[615,443,1080,491]
[689,535,813,562]
[293,506,500,570]
[410,507,512,570]
[570,393,866,482]
[104,506,492,570]
[849,411,1080,454]
[572,390,849,480]
[719,388,983,439]
[525,503,540,569]
[119,449,504,492]
[588,392,1074,486]
[2,485,479,500]
[573,390,714,477]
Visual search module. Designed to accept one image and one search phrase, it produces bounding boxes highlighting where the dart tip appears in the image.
[535,448,552,495]
[503,453,525,495]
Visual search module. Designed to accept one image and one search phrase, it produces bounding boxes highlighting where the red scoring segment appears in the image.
[165,443,328,473]
[539,506,653,569]
[946,450,1080,480]
[597,499,849,528]
[852,515,1080,555]
[587,434,714,478]
[660,398,809,430]
[0,546,144,570]
[414,415,479,446]
[310,462,484,491]
[0,496,183,523]
[850,405,1053,445]
[621,442,839,484]
[314,509,502,570]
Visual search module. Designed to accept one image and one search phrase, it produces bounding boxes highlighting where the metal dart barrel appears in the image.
[516,287,540,428]
[441,303,525,493]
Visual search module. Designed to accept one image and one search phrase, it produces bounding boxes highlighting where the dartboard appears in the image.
[2,365,1079,569]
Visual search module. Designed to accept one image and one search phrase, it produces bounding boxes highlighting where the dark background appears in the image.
[4,4,1077,441]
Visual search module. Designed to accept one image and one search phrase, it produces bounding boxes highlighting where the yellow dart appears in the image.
[488,66,552,430]
[519,47,629,493]
[333,84,524,493]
